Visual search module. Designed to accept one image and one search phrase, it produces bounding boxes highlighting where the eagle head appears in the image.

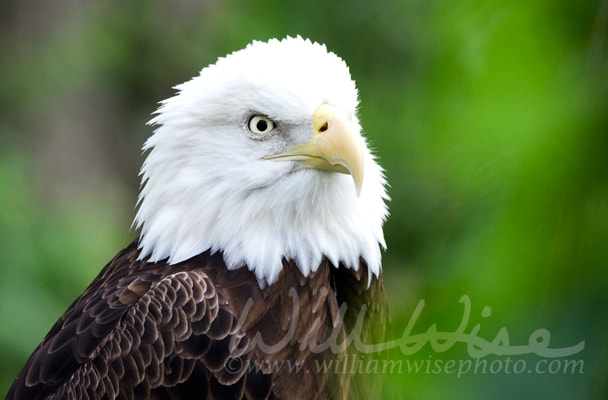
[134,36,389,285]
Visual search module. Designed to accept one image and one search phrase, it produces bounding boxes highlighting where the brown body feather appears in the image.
[7,240,388,400]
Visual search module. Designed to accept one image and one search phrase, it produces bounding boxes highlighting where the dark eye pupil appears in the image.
[256,119,268,131]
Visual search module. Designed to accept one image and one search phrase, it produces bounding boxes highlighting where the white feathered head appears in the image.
[134,36,389,285]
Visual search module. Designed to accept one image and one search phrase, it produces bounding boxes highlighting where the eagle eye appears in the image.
[247,115,275,137]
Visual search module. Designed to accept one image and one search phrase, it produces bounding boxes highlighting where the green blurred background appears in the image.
[1,0,607,398]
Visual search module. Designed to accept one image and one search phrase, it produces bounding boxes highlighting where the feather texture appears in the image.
[7,241,388,400]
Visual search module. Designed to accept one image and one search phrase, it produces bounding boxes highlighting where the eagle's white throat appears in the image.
[134,37,389,286]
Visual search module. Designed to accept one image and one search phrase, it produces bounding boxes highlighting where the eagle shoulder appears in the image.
[6,241,270,400]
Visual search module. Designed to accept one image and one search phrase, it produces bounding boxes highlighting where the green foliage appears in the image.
[1,1,606,398]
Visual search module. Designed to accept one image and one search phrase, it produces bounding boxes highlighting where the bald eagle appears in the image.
[7,37,390,400]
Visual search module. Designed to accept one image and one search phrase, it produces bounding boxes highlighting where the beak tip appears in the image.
[353,172,363,197]
[355,183,362,197]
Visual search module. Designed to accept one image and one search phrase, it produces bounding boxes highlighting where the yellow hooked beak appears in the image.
[262,104,364,196]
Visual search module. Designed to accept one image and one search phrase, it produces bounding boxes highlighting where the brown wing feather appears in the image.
[6,242,256,400]
[333,261,391,400]
[7,241,388,400]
